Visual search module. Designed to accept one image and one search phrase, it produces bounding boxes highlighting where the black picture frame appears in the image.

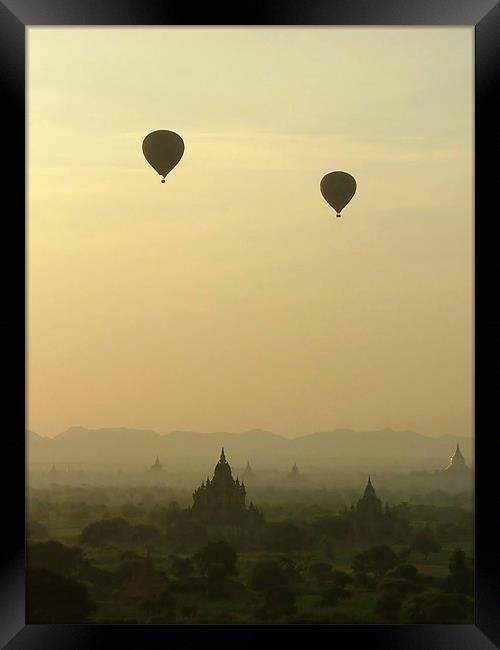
[1,1,498,647]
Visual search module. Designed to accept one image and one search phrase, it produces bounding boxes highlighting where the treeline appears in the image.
[26,537,473,624]
[28,484,473,547]
[29,501,473,553]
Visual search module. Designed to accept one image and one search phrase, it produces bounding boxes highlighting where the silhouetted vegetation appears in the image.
[411,529,442,559]
[27,569,94,623]
[26,465,474,624]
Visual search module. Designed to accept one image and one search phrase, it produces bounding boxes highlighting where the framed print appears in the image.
[1,1,499,647]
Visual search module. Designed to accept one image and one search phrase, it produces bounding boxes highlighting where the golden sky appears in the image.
[28,27,473,438]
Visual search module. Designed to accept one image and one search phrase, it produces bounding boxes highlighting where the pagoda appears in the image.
[288,462,302,481]
[243,461,253,480]
[343,476,410,541]
[150,456,163,472]
[190,448,263,527]
[443,443,469,473]
[118,550,168,600]
[355,475,383,518]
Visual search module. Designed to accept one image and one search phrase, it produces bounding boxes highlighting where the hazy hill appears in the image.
[27,427,473,471]
[27,430,53,461]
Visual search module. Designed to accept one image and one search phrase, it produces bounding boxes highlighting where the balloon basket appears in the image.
[161,179,165,183]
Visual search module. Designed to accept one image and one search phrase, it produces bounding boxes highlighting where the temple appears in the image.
[150,456,163,472]
[117,550,167,601]
[443,443,469,473]
[190,448,263,528]
[243,461,253,480]
[355,475,383,518]
[343,476,409,541]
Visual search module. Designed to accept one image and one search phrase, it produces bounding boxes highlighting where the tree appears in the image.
[398,546,412,563]
[321,586,340,606]
[263,585,296,615]
[27,568,94,623]
[321,571,352,604]
[28,541,85,577]
[386,564,419,582]
[120,550,142,562]
[351,545,398,579]
[448,547,468,575]
[445,548,473,595]
[114,559,146,585]
[158,502,183,533]
[264,521,307,552]
[352,572,377,588]
[168,554,194,579]
[277,556,302,584]
[411,531,442,560]
[148,504,171,530]
[166,519,208,548]
[193,540,237,580]
[79,518,132,546]
[140,588,177,621]
[308,561,333,585]
[248,559,290,591]
[66,501,92,527]
[378,578,419,599]
[130,523,162,544]
[313,515,351,540]
[330,570,352,589]
[373,589,402,622]
[80,563,117,598]
[403,589,473,623]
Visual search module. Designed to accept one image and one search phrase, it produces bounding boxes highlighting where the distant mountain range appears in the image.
[27,427,473,470]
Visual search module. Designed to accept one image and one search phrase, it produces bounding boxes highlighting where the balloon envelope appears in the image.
[142,130,184,180]
[320,171,357,216]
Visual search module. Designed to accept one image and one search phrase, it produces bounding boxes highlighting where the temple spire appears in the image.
[364,475,376,497]
[220,447,226,463]
[444,442,467,471]
[244,460,253,478]
[150,456,163,471]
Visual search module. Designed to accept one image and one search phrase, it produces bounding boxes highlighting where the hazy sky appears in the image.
[28,27,473,438]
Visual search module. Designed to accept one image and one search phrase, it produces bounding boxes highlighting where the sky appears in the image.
[27,27,473,439]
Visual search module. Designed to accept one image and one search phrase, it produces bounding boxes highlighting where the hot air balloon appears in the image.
[320,171,357,217]
[142,130,184,183]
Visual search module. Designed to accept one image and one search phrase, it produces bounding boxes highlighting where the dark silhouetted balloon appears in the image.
[142,130,184,183]
[320,171,357,217]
